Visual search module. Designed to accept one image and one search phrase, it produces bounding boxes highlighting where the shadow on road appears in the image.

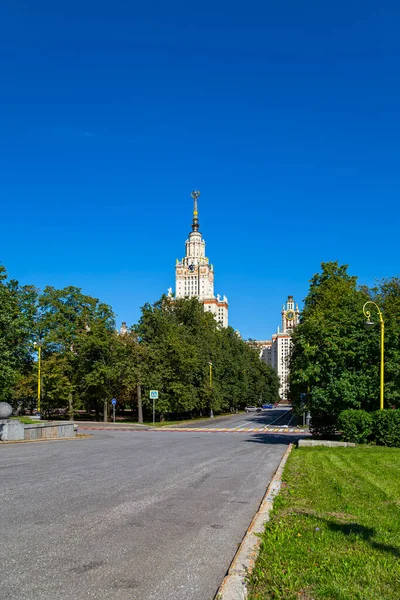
[242,409,299,428]
[243,432,307,445]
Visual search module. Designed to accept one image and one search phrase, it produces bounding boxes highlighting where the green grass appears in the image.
[10,416,38,424]
[247,446,400,600]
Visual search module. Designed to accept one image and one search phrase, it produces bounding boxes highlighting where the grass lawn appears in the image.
[10,416,38,424]
[247,446,400,600]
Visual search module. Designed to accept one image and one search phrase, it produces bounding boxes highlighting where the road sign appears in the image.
[111,398,117,405]
[149,390,159,399]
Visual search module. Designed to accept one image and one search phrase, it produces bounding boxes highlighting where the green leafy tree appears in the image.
[289,262,373,433]
[36,286,117,419]
[1,261,279,422]
[134,295,279,419]
[0,264,38,404]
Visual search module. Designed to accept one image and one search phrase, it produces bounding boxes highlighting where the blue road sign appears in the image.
[111,398,117,405]
[149,390,159,399]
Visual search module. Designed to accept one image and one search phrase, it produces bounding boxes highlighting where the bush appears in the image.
[309,412,337,438]
[337,409,373,444]
[373,410,400,447]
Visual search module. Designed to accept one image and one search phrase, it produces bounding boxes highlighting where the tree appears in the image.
[36,286,117,419]
[2,261,279,422]
[0,264,38,404]
[134,295,279,419]
[289,262,373,434]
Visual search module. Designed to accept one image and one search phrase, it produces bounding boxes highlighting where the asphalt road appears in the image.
[177,406,297,429]
[1,429,294,600]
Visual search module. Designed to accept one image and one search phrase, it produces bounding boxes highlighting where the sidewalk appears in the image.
[163,413,238,428]
[75,420,150,430]
[76,413,238,430]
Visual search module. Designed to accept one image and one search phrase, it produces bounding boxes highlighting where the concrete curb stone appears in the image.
[298,439,356,447]
[0,434,90,444]
[216,443,294,600]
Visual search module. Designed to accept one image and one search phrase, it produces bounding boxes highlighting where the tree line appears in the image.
[289,261,400,434]
[0,263,279,420]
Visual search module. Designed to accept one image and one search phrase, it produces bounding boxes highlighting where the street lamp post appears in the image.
[363,301,384,410]
[33,342,42,416]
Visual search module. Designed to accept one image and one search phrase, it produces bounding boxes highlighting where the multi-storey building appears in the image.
[171,191,228,327]
[255,296,300,400]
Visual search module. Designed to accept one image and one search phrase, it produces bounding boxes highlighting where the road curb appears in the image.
[215,443,294,600]
[0,434,91,444]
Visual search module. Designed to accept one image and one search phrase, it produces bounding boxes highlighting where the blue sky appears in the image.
[1,1,400,339]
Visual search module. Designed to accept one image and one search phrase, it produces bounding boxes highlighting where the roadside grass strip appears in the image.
[247,446,400,600]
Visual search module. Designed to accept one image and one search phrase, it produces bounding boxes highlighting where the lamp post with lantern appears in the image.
[363,301,384,410]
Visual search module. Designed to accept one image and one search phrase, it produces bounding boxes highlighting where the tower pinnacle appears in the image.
[190,190,200,232]
[173,191,228,327]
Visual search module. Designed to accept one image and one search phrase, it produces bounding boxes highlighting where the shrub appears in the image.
[337,409,373,444]
[373,410,400,447]
[309,412,337,438]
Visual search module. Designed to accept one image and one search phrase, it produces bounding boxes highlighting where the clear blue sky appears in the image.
[1,1,400,339]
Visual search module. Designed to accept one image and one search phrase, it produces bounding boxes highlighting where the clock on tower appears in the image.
[282,296,299,332]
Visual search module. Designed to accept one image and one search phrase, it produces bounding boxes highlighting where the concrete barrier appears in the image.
[0,420,76,441]
[24,421,76,440]
[0,419,25,441]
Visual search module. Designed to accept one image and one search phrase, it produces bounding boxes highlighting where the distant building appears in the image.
[254,296,300,400]
[119,321,129,335]
[172,191,228,327]
[250,340,272,363]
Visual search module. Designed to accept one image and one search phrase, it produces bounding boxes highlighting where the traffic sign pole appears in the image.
[149,391,159,426]
[111,398,117,424]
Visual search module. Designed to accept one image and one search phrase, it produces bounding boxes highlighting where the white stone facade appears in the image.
[173,192,228,328]
[256,296,300,400]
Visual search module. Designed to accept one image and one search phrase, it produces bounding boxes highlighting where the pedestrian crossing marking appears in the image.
[152,426,306,434]
[78,425,308,435]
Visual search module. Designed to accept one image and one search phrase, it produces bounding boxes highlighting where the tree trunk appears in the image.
[103,399,108,423]
[68,392,73,421]
[137,383,143,424]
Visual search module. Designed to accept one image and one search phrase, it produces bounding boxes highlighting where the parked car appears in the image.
[262,404,274,410]
[245,406,262,412]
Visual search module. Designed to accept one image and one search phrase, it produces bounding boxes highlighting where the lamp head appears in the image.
[365,320,375,331]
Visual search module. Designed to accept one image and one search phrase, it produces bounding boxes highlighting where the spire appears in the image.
[190,190,200,232]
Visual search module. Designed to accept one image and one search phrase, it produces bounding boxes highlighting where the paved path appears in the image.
[0,428,297,600]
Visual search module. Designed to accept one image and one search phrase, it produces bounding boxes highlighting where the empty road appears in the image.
[1,426,298,600]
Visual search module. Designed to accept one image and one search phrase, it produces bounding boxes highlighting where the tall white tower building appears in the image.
[270,295,300,399]
[253,296,300,400]
[173,191,228,327]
